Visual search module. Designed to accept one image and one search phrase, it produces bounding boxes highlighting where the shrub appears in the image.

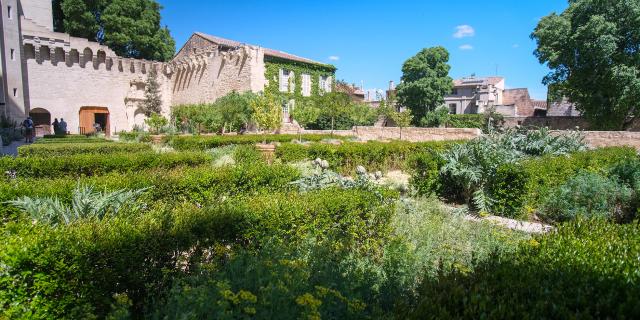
[446,114,484,128]
[277,140,458,175]
[439,128,587,213]
[403,219,640,319]
[0,163,300,221]
[233,144,264,164]
[407,150,445,196]
[0,151,211,178]
[169,134,346,151]
[18,142,152,157]
[117,131,151,143]
[488,147,638,218]
[539,172,634,222]
[0,189,393,319]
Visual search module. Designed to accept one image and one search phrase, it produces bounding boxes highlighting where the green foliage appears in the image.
[117,130,151,143]
[8,185,148,227]
[390,109,414,140]
[407,151,446,196]
[144,113,168,134]
[263,58,335,101]
[172,91,257,134]
[396,47,454,121]
[404,219,640,319]
[276,140,458,176]
[540,172,634,223]
[439,128,587,213]
[446,114,483,128]
[489,147,638,219]
[251,91,282,133]
[419,105,450,127]
[0,163,300,220]
[0,189,392,318]
[0,151,211,178]
[17,142,151,157]
[295,98,378,130]
[532,0,640,130]
[58,0,175,61]
[140,68,163,116]
[169,134,346,151]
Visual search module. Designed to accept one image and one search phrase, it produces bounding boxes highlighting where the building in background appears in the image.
[0,0,334,136]
[444,76,546,117]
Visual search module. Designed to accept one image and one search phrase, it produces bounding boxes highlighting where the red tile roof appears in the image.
[195,32,330,66]
[532,100,548,109]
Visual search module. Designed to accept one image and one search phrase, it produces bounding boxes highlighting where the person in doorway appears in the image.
[52,118,60,135]
[93,122,102,133]
[22,117,34,143]
[59,118,67,135]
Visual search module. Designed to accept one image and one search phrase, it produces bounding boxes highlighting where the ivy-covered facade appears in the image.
[263,56,336,120]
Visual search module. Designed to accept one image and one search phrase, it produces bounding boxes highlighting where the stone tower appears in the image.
[0,0,30,120]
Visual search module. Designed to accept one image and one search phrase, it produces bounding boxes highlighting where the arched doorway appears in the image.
[79,107,110,136]
[29,108,51,136]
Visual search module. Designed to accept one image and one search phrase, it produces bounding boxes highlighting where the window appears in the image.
[452,88,458,95]
[319,75,331,93]
[12,88,17,97]
[7,6,12,19]
[301,74,311,97]
[279,69,291,92]
[448,103,457,114]
[10,49,14,60]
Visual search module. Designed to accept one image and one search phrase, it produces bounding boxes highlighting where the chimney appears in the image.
[389,81,396,91]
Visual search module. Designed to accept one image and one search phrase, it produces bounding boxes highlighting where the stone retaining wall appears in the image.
[559,131,640,150]
[299,127,481,142]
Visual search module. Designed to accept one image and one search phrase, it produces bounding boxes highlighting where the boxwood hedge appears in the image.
[0,163,300,221]
[0,189,394,319]
[0,151,212,178]
[169,134,348,151]
[276,140,459,175]
[404,219,640,319]
[18,142,152,157]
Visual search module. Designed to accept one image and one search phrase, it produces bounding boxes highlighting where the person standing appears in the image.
[53,118,60,135]
[22,117,34,143]
[59,118,68,135]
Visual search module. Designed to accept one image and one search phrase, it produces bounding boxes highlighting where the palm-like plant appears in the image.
[8,185,148,227]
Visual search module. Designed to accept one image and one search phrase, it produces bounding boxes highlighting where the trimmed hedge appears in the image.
[34,138,113,144]
[446,114,484,129]
[0,163,300,221]
[276,140,459,175]
[405,219,640,319]
[18,142,152,157]
[169,134,349,151]
[42,134,87,139]
[0,151,212,178]
[487,147,638,217]
[0,189,394,319]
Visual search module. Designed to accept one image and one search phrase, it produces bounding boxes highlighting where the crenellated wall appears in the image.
[22,31,174,134]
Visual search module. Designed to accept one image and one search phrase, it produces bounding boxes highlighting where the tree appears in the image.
[420,105,450,127]
[140,67,162,117]
[251,92,282,134]
[214,91,256,133]
[532,0,640,130]
[144,113,167,134]
[57,0,175,61]
[390,109,414,140]
[396,47,453,122]
[316,92,351,133]
[291,99,321,129]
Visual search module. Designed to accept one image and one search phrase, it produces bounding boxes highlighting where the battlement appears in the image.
[22,33,170,76]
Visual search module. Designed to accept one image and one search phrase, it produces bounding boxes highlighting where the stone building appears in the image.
[444,76,546,117]
[0,0,335,135]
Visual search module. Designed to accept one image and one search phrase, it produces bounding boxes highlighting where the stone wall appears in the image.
[503,116,590,130]
[559,131,640,150]
[298,127,481,142]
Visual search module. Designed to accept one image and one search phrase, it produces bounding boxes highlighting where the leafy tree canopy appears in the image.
[396,46,453,122]
[532,0,640,130]
[54,0,175,61]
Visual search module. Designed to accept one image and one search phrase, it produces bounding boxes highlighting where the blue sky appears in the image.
[158,0,569,100]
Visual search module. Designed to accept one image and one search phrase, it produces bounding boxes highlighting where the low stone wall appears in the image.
[567,131,640,150]
[503,116,590,130]
[351,126,481,142]
[298,127,482,142]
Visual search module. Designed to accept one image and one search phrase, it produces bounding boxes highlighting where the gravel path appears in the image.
[1,141,28,157]
[464,214,554,234]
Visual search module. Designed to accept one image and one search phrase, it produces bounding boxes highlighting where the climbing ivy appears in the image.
[263,56,336,105]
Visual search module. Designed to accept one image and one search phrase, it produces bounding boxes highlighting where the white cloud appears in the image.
[328,56,340,61]
[453,25,475,38]
[459,44,474,50]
